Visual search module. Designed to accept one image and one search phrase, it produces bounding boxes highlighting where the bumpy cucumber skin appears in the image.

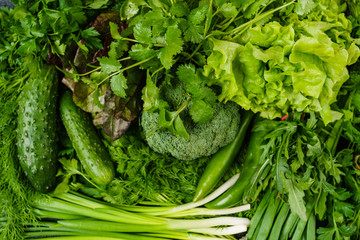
[60,91,115,186]
[17,66,58,193]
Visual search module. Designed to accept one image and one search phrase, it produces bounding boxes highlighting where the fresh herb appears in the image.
[20,178,250,240]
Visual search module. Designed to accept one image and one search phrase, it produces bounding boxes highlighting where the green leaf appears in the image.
[294,0,316,15]
[129,44,156,61]
[315,187,328,220]
[334,200,355,218]
[158,25,184,69]
[173,113,190,140]
[158,108,190,140]
[317,227,336,240]
[170,2,189,17]
[141,71,168,111]
[81,27,101,38]
[108,40,129,59]
[120,0,147,20]
[54,175,70,194]
[184,24,203,43]
[16,39,39,54]
[98,57,122,74]
[73,81,108,113]
[188,5,207,25]
[338,225,357,237]
[177,64,201,85]
[81,27,103,50]
[190,99,214,124]
[59,158,80,175]
[86,0,109,9]
[176,64,217,105]
[109,22,122,40]
[133,23,152,44]
[110,72,128,98]
[284,178,307,221]
[220,3,238,18]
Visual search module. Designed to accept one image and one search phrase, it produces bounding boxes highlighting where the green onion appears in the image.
[24,173,249,240]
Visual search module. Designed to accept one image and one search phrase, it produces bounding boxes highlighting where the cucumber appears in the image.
[59,91,115,186]
[17,65,59,193]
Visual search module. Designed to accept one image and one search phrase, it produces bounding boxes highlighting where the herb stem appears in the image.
[151,67,165,78]
[168,97,191,126]
[97,56,155,86]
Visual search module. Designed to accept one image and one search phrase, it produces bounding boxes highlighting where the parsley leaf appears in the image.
[190,99,214,124]
[80,27,103,50]
[158,107,190,140]
[98,56,122,74]
[133,23,153,44]
[141,71,168,111]
[158,25,183,69]
[110,72,128,98]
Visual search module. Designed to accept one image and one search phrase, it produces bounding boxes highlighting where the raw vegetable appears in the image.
[18,175,251,239]
[246,189,316,240]
[140,73,241,160]
[193,110,254,201]
[206,117,282,208]
[1,1,360,240]
[59,12,143,141]
[17,64,59,193]
[203,1,360,125]
[60,91,115,186]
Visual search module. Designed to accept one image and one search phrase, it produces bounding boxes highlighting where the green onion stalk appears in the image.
[20,174,250,240]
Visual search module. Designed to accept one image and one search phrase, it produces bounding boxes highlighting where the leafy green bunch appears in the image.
[204,0,360,125]
[0,1,123,239]
[239,111,360,239]
[241,64,360,239]
[112,0,296,137]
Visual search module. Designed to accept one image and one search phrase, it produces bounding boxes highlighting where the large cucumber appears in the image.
[59,91,115,186]
[17,65,59,193]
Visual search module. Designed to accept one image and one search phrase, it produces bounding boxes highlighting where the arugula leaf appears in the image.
[284,177,307,221]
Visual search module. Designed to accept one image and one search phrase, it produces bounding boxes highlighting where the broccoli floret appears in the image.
[140,79,241,160]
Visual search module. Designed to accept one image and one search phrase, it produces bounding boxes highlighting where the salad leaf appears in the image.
[204,11,360,124]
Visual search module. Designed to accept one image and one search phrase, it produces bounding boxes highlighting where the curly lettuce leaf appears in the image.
[204,14,360,124]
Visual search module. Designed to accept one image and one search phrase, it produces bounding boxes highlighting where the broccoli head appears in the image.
[140,79,241,160]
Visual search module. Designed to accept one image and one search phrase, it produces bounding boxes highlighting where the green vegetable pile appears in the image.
[1,0,360,240]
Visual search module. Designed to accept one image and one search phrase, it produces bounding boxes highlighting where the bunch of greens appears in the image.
[73,0,359,142]
[0,63,38,239]
[203,0,360,125]
[226,65,360,239]
[59,11,144,141]
[0,1,123,239]
[55,124,242,206]
[15,179,252,240]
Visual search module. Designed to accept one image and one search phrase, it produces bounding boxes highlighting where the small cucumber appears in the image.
[17,65,59,193]
[59,91,115,186]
